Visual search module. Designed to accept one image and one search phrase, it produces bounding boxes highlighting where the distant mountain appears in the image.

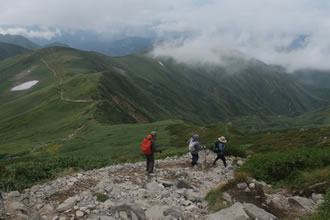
[293,69,330,100]
[0,47,326,127]
[43,42,70,48]
[0,34,40,50]
[0,43,30,61]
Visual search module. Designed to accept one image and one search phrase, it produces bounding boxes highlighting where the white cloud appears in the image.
[1,0,330,70]
[0,27,61,40]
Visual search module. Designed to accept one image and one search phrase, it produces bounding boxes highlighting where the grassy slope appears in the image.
[0,34,40,50]
[0,43,30,62]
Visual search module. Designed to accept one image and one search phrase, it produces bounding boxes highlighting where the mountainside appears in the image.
[43,42,70,48]
[0,34,40,50]
[0,42,30,61]
[0,46,329,161]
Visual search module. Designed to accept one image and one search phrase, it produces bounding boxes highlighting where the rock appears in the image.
[237,182,247,189]
[8,191,20,197]
[59,217,66,220]
[100,216,116,220]
[103,199,115,209]
[176,180,193,189]
[8,201,30,214]
[312,193,323,203]
[76,211,84,218]
[163,208,183,218]
[288,196,316,213]
[183,211,195,220]
[308,181,328,193]
[243,203,278,220]
[56,196,80,212]
[146,181,164,192]
[29,212,44,220]
[186,190,203,202]
[205,202,249,220]
[31,185,41,193]
[249,183,255,189]
[222,192,232,203]
[145,205,164,219]
[158,180,175,188]
[51,216,59,220]
[237,160,244,166]
[44,186,56,198]
[244,187,251,193]
[109,201,146,220]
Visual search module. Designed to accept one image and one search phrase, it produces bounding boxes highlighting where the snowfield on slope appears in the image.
[11,80,39,91]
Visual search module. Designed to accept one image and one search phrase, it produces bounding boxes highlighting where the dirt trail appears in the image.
[41,59,93,103]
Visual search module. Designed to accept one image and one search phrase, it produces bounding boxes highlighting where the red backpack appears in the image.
[141,138,152,155]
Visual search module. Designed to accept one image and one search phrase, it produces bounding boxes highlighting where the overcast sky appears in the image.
[1,0,330,71]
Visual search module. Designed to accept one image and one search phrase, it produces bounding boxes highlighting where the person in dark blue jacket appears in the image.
[212,136,227,167]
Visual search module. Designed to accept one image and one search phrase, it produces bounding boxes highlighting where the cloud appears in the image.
[1,0,330,70]
[0,27,61,40]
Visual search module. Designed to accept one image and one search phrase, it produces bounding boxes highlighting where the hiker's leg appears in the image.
[191,153,198,166]
[220,155,227,167]
[213,154,220,165]
[149,154,155,173]
[145,154,150,171]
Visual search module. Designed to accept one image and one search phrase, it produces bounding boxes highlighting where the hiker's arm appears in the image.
[195,142,204,151]
[151,140,161,153]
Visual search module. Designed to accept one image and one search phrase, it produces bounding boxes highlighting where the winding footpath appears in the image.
[41,59,93,103]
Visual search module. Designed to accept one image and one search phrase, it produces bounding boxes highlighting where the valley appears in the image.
[0,46,329,219]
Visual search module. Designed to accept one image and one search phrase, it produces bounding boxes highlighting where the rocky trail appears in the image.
[0,152,326,220]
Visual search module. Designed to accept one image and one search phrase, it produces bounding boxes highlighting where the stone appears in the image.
[237,182,247,189]
[29,212,44,220]
[249,183,255,189]
[163,208,183,218]
[8,191,20,197]
[8,201,29,214]
[205,202,249,220]
[237,160,244,166]
[176,180,193,189]
[145,205,164,219]
[31,185,41,193]
[243,203,278,220]
[56,196,80,212]
[222,192,232,203]
[59,217,66,220]
[44,186,56,198]
[146,181,164,192]
[100,216,116,220]
[158,180,175,187]
[76,211,84,218]
[51,217,59,220]
[308,181,328,193]
[186,190,203,202]
[311,193,323,203]
[109,201,146,220]
[288,196,316,213]
[183,211,195,220]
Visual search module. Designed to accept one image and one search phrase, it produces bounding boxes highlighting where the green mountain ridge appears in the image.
[0,46,329,160]
[0,34,40,50]
[0,42,30,61]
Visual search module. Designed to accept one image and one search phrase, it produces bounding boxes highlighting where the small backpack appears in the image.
[141,138,152,155]
[189,139,196,152]
[213,142,219,152]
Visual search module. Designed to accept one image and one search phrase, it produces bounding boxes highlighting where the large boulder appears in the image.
[288,196,316,213]
[206,202,249,220]
[243,203,278,220]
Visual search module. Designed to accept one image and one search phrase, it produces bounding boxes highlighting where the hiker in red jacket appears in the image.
[141,131,162,174]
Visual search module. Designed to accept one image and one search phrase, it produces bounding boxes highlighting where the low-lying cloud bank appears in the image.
[1,0,330,71]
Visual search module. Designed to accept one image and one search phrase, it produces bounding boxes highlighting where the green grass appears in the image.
[205,186,227,212]
[93,193,109,202]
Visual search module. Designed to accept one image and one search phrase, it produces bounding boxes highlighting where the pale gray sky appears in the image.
[1,0,330,70]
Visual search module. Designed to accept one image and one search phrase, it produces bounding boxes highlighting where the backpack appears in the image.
[214,142,225,154]
[189,139,196,152]
[141,138,152,155]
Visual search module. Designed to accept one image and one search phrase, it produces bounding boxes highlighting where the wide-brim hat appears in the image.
[218,136,227,143]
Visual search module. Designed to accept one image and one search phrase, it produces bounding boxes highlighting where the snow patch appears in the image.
[11,80,39,91]
[158,61,165,67]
